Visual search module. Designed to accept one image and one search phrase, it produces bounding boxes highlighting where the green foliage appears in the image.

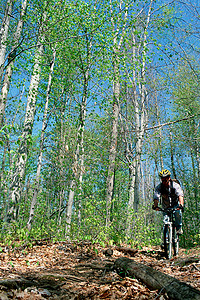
[126,206,162,247]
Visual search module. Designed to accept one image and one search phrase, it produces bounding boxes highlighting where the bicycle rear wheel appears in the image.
[173,227,179,256]
[163,225,172,259]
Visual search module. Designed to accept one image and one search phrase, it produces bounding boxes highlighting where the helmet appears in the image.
[159,169,171,178]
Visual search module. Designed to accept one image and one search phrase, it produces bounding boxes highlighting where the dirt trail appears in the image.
[0,241,199,299]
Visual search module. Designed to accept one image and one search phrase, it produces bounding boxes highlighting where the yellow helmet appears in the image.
[159,169,171,178]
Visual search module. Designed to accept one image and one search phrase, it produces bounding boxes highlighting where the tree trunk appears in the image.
[65,179,76,237]
[77,114,85,233]
[129,1,152,212]
[170,129,177,178]
[114,257,200,300]
[0,0,28,126]
[65,37,90,238]
[65,93,87,238]
[106,100,120,227]
[126,2,152,230]
[105,1,128,227]
[155,91,164,170]
[58,92,67,226]
[193,121,200,204]
[0,141,8,218]
[27,48,56,231]
[7,13,45,222]
[0,0,13,82]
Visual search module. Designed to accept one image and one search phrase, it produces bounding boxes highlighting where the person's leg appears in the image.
[175,209,182,234]
[161,212,169,248]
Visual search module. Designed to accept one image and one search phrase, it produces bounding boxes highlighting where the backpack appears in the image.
[171,178,181,186]
[160,178,182,206]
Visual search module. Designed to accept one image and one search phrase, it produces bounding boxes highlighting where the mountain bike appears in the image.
[157,207,181,259]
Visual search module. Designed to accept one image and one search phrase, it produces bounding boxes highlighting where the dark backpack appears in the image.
[160,179,181,206]
[171,178,181,186]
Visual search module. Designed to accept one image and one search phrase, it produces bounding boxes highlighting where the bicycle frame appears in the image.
[158,207,179,259]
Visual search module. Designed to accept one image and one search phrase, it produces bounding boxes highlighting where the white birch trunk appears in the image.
[65,27,92,238]
[58,95,67,226]
[106,0,128,227]
[7,14,45,221]
[170,129,177,178]
[0,142,8,212]
[77,134,84,232]
[106,98,120,227]
[126,1,153,234]
[65,93,87,238]
[0,0,28,125]
[65,179,75,237]
[0,0,13,81]
[194,121,200,180]
[27,48,56,231]
[65,66,88,239]
[154,91,164,169]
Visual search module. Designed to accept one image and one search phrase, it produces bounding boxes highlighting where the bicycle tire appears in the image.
[173,227,179,256]
[164,225,172,259]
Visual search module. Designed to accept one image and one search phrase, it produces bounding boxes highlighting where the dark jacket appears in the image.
[153,180,184,209]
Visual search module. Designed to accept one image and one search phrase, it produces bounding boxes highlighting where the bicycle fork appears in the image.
[163,215,173,259]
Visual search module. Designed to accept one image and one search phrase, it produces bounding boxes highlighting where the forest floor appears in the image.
[0,240,199,299]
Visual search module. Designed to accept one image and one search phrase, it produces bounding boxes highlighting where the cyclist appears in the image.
[152,169,184,235]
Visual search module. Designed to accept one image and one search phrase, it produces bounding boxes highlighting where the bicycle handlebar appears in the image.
[153,205,183,212]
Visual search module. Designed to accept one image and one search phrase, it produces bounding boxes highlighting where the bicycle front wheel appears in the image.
[173,227,179,256]
[164,225,172,259]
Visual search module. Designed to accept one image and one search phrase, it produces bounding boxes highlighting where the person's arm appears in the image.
[153,199,159,208]
[152,185,160,210]
[174,182,184,209]
[179,195,184,206]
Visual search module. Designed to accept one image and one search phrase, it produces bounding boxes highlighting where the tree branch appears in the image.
[145,113,200,131]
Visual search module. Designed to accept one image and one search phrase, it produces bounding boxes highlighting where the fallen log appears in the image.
[115,246,138,256]
[174,256,200,267]
[114,257,200,300]
[0,278,35,289]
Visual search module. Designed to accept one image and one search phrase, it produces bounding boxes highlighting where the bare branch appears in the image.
[145,113,200,131]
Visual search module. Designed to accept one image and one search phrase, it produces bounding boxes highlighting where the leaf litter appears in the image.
[0,241,199,299]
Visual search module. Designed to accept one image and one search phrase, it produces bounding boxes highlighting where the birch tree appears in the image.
[7,10,46,222]
[65,30,92,238]
[27,47,56,231]
[114,1,154,236]
[105,0,128,228]
[0,0,28,126]
[0,0,14,82]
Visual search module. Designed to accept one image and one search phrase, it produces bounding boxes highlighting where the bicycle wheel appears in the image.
[173,227,179,256]
[163,225,172,259]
